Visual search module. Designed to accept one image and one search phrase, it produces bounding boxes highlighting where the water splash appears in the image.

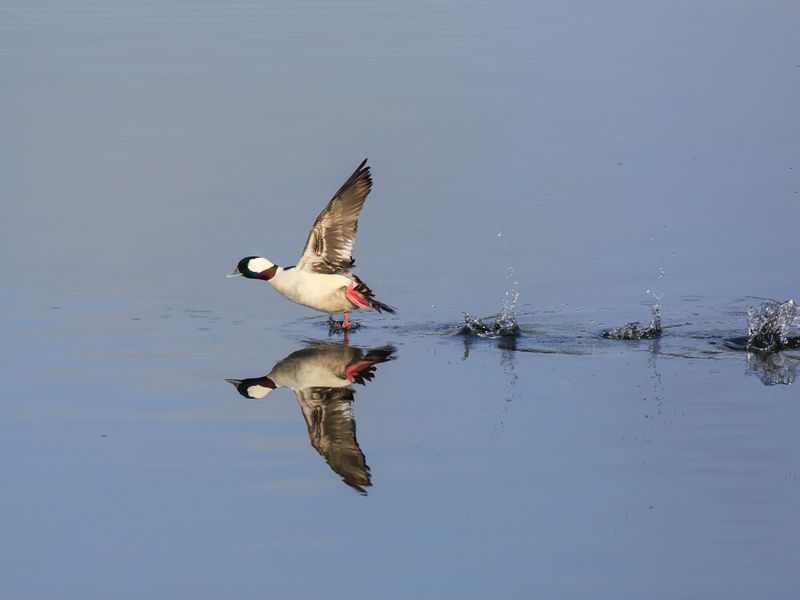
[603,274,665,340]
[498,266,520,331]
[602,303,662,340]
[462,268,520,338]
[746,299,800,352]
[462,311,520,338]
[327,316,362,333]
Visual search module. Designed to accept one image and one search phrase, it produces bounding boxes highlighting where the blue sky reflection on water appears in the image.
[1,1,799,598]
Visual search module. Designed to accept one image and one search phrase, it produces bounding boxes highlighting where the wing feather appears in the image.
[296,159,372,274]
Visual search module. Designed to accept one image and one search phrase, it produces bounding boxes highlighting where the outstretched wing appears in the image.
[296,387,372,495]
[296,159,372,274]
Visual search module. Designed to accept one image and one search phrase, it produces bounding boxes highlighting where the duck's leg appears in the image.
[341,313,351,344]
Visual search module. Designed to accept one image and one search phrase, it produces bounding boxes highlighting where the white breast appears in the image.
[269,268,354,313]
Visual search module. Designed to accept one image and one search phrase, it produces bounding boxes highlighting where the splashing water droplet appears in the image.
[462,310,520,338]
[603,301,662,340]
[462,271,520,339]
[746,299,800,352]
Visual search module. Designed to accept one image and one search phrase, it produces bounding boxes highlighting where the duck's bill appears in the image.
[224,378,243,386]
[226,268,242,278]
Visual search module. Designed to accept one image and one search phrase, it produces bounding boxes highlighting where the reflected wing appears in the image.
[295,159,372,274]
[296,386,372,494]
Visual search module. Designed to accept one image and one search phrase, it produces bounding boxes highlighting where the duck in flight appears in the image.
[225,342,396,495]
[227,159,395,329]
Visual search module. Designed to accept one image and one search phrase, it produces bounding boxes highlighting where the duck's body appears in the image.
[226,342,396,495]
[268,267,364,314]
[229,159,394,327]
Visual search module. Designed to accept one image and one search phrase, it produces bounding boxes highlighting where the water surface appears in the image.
[2,1,799,598]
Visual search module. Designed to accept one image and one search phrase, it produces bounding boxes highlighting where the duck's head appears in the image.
[225,376,276,399]
[227,256,279,281]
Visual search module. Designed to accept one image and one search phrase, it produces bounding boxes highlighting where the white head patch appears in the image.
[246,384,274,399]
[247,257,274,273]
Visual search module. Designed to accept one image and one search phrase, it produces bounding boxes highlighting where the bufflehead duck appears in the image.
[228,159,395,329]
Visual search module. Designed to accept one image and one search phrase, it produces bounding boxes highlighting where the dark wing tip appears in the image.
[335,158,372,199]
[297,159,373,273]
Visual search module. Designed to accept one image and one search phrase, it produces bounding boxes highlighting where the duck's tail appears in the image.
[347,278,396,314]
[369,297,396,314]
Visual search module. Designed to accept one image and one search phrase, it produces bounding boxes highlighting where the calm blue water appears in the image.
[2,1,799,598]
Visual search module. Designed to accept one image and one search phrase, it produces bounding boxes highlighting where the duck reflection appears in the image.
[226,342,396,495]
